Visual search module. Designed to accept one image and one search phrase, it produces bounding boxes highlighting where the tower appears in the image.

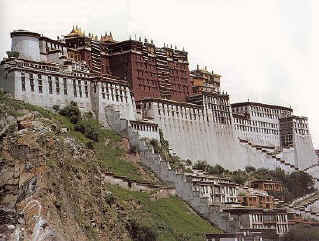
[10,30,41,61]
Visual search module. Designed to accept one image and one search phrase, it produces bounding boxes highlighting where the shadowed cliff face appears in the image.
[0,109,134,241]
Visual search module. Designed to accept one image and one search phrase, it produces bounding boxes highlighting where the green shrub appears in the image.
[74,119,100,142]
[282,224,319,241]
[52,105,60,112]
[105,191,116,206]
[193,160,208,171]
[150,139,160,153]
[231,174,247,185]
[59,102,81,124]
[245,166,256,173]
[130,144,138,153]
[159,129,169,151]
[207,164,225,175]
[127,219,157,241]
[6,51,19,58]
[86,141,94,150]
[185,159,192,166]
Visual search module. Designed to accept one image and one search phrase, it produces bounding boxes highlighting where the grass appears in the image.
[0,92,153,182]
[1,92,221,240]
[95,137,146,182]
[108,184,220,241]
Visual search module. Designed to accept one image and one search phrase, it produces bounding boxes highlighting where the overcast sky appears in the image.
[1,0,318,147]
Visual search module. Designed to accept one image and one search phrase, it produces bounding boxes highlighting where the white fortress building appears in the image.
[1,28,318,181]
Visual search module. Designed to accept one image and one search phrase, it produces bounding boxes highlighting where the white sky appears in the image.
[1,0,318,148]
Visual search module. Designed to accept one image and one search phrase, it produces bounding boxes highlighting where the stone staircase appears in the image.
[139,151,239,232]
[104,106,240,232]
[239,138,319,183]
[283,191,319,221]
[239,138,319,221]
[104,107,319,231]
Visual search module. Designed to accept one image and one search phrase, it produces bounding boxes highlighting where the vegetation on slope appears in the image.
[0,92,220,240]
[192,160,317,202]
[150,130,190,171]
[108,185,220,241]
[282,223,319,241]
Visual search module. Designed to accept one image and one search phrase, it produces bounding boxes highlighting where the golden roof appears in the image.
[100,32,115,42]
[67,25,85,37]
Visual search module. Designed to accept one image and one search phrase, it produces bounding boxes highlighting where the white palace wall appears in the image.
[141,100,248,170]
[96,81,136,125]
[11,35,41,62]
[294,134,318,170]
[2,30,318,178]
[1,61,317,175]
[9,71,93,111]
[0,61,137,126]
[139,99,319,177]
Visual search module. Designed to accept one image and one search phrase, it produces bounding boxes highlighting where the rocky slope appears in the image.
[0,93,218,241]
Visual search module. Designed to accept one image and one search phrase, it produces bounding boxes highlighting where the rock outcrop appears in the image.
[0,110,132,240]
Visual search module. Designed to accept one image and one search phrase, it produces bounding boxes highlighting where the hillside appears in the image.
[0,92,219,241]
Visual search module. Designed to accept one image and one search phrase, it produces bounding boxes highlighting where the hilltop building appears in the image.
[1,27,318,177]
[190,65,221,94]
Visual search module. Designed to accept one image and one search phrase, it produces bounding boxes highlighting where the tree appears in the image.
[282,224,319,241]
[286,172,315,198]
[59,101,81,124]
[207,164,224,175]
[185,159,192,166]
[193,160,208,171]
[245,166,256,173]
[231,174,247,185]
[6,51,19,58]
[254,168,272,179]
[159,129,169,151]
[126,219,157,241]
[52,105,60,112]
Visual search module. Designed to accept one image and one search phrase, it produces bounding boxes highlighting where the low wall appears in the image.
[102,172,176,197]
[139,151,239,232]
[104,102,319,233]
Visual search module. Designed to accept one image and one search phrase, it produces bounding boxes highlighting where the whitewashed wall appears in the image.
[11,35,40,62]
[97,82,136,126]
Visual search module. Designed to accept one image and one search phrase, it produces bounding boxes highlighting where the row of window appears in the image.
[195,185,237,196]
[204,96,230,106]
[21,73,128,102]
[131,123,158,132]
[209,104,230,112]
[233,106,292,119]
[294,122,308,129]
[19,63,58,72]
[251,111,280,119]
[235,124,279,135]
[234,118,278,129]
[157,111,232,124]
[72,79,88,98]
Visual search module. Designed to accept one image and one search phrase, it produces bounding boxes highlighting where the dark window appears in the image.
[30,74,34,92]
[78,80,82,97]
[38,79,43,93]
[63,78,67,95]
[85,85,88,98]
[48,76,53,94]
[56,78,60,94]
[21,73,26,91]
[73,80,77,97]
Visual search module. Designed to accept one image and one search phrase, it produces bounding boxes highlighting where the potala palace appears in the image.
[0,27,318,178]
